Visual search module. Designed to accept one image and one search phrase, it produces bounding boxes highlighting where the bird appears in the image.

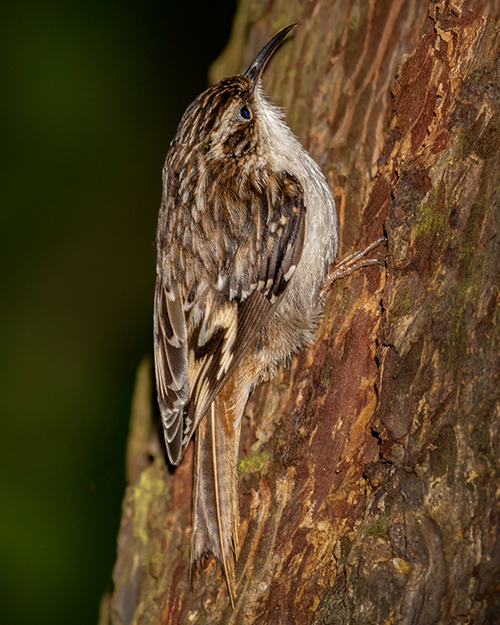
[154,24,342,606]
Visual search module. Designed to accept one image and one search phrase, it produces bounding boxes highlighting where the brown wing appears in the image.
[154,172,306,465]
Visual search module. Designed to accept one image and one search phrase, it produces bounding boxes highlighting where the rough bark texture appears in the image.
[104,2,500,623]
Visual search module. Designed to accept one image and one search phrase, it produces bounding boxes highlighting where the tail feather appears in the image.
[191,381,241,606]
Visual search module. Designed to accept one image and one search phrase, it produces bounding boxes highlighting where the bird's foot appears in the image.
[320,236,387,297]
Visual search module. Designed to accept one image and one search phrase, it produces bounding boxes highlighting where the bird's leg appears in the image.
[320,236,387,297]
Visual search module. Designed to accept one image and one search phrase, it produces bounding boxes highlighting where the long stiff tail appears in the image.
[191,379,241,606]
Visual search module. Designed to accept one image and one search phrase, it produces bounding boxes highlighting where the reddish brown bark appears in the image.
[103,2,500,623]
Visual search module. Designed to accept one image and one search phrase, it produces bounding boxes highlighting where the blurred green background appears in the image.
[0,2,236,623]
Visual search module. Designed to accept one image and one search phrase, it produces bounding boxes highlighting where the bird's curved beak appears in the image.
[243,24,296,89]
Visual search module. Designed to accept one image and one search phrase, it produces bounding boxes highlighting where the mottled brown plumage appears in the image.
[154,25,339,605]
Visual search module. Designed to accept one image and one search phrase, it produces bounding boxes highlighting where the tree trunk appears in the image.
[103,2,500,623]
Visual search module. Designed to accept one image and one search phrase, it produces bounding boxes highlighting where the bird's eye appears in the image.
[239,105,251,121]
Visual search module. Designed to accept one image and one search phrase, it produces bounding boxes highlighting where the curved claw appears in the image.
[320,236,387,297]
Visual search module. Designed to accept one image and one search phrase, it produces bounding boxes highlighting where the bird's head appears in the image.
[171,25,296,162]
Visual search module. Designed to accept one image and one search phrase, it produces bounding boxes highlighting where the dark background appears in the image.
[0,2,236,623]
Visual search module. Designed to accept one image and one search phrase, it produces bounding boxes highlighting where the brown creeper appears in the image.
[154,25,338,605]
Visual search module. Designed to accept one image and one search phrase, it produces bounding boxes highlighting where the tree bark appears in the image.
[104,2,500,623]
